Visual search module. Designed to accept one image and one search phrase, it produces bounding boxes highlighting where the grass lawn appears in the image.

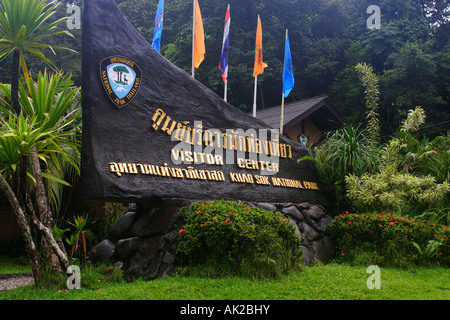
[0,256,449,300]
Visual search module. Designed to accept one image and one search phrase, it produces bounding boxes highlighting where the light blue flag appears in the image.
[152,0,164,52]
[282,32,294,97]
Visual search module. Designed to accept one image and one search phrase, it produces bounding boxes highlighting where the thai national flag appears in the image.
[219,6,230,83]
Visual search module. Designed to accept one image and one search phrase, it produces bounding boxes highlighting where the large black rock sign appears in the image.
[81,0,328,206]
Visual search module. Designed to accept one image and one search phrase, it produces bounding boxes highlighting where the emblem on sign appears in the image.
[100,56,142,108]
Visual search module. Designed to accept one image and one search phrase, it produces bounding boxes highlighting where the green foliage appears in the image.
[0,0,75,74]
[345,107,450,217]
[0,71,81,215]
[355,62,380,173]
[0,111,56,176]
[177,200,302,279]
[414,132,450,183]
[329,212,450,267]
[298,124,373,210]
[65,214,97,264]
[5,0,445,128]
[102,202,126,236]
[346,167,449,215]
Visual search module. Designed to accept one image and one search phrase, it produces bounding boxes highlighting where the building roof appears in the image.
[254,95,345,132]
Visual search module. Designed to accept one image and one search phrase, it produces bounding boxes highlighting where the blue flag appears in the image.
[152,0,164,52]
[282,31,294,97]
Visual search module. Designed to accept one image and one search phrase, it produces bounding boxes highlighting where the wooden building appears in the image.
[254,95,345,147]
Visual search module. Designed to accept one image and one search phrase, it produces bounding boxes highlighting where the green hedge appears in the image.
[176,200,302,278]
[329,212,450,267]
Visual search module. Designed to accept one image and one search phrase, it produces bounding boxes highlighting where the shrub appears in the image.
[345,167,449,215]
[176,200,302,278]
[329,212,450,267]
[298,124,373,211]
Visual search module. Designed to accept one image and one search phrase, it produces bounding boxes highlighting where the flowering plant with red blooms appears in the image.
[329,212,450,267]
[176,200,302,278]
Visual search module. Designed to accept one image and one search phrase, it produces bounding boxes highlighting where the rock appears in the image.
[91,199,336,281]
[129,208,156,237]
[282,203,295,209]
[162,252,175,265]
[128,203,138,212]
[123,252,143,281]
[301,209,312,224]
[159,264,175,278]
[312,236,336,264]
[309,206,326,221]
[90,239,116,262]
[321,215,333,224]
[108,211,138,242]
[296,202,311,210]
[131,207,180,237]
[300,237,315,266]
[310,220,327,233]
[309,214,333,234]
[301,245,314,266]
[115,237,139,260]
[140,236,165,270]
[256,202,277,212]
[241,201,256,208]
[142,250,164,280]
[322,236,336,257]
[301,222,320,241]
[282,205,304,222]
[312,240,328,264]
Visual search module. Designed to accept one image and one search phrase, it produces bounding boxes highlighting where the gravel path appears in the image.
[0,273,34,291]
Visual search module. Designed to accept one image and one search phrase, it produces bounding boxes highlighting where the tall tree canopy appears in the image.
[2,0,448,137]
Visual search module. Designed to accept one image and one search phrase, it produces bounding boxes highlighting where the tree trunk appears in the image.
[29,153,68,274]
[0,172,43,284]
[11,50,21,115]
[27,200,70,272]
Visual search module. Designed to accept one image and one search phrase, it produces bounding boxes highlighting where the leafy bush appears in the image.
[177,200,302,278]
[298,124,374,211]
[344,107,450,218]
[329,212,450,267]
[346,167,449,215]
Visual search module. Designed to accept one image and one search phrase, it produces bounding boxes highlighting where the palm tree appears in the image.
[0,71,80,283]
[0,1,76,281]
[0,0,75,115]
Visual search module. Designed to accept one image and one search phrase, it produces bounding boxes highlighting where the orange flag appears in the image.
[253,16,268,77]
[193,0,205,68]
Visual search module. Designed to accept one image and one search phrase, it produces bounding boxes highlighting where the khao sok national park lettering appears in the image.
[107,108,320,192]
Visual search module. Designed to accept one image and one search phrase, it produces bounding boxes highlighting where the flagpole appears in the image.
[192,0,195,77]
[224,79,228,102]
[280,29,288,134]
[280,92,285,134]
[253,75,258,117]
